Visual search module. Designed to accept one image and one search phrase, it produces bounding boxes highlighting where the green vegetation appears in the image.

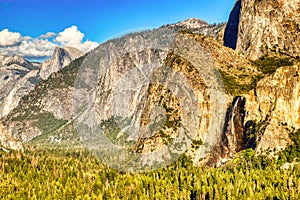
[0,148,299,199]
[100,117,122,143]
[191,139,203,150]
[32,112,68,134]
[278,129,300,163]
[219,55,294,96]
[219,70,263,95]
[47,55,86,89]
[250,56,294,75]
[100,116,132,146]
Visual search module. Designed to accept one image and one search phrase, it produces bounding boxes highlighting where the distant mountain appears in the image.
[0,46,82,119]
[165,18,209,29]
[0,46,83,149]
[0,55,40,118]
[40,46,83,80]
[162,18,226,42]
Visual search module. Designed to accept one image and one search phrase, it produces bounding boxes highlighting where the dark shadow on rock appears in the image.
[224,0,242,49]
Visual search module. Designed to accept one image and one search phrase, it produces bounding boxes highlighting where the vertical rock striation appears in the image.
[225,0,300,60]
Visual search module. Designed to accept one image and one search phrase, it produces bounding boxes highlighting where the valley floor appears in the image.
[0,148,299,199]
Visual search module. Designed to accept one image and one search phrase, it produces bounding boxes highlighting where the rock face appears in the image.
[164,18,226,42]
[40,46,83,80]
[0,55,40,118]
[0,46,83,148]
[225,0,300,60]
[219,0,300,160]
[0,122,23,151]
[244,65,300,153]
[207,62,300,166]
[222,96,247,157]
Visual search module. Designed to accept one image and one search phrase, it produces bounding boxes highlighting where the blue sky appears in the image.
[0,0,235,60]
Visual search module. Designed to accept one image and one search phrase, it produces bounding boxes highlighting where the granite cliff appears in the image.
[40,46,83,80]
[225,0,300,60]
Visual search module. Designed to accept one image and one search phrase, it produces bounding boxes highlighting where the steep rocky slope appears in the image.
[244,63,300,153]
[40,46,83,79]
[0,55,40,118]
[212,0,300,165]
[225,0,300,60]
[0,46,84,149]
[0,46,82,119]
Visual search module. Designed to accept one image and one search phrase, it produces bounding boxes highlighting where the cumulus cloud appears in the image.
[55,26,84,46]
[0,38,56,60]
[55,25,98,52]
[0,29,22,47]
[19,39,57,57]
[79,40,99,53]
[39,32,56,39]
[0,26,99,61]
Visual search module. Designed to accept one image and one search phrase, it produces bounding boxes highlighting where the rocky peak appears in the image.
[40,46,83,80]
[0,54,34,70]
[225,0,300,59]
[162,18,226,42]
[170,18,209,29]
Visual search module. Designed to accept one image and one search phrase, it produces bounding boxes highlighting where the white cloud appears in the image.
[80,40,99,53]
[39,32,56,39]
[0,38,56,59]
[18,39,56,57]
[0,26,99,61]
[55,26,98,52]
[23,36,32,41]
[0,29,22,47]
[55,26,84,46]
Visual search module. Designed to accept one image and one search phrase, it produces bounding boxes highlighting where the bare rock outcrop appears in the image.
[225,0,300,60]
[40,46,83,80]
[244,64,300,153]
[0,122,22,151]
[0,55,40,118]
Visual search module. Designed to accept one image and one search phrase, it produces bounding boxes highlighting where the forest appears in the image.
[0,146,299,199]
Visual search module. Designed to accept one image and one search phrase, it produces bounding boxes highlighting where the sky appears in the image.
[0,0,235,61]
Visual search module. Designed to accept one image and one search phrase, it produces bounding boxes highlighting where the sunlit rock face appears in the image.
[0,121,23,151]
[40,46,83,80]
[244,65,300,153]
[225,0,300,60]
